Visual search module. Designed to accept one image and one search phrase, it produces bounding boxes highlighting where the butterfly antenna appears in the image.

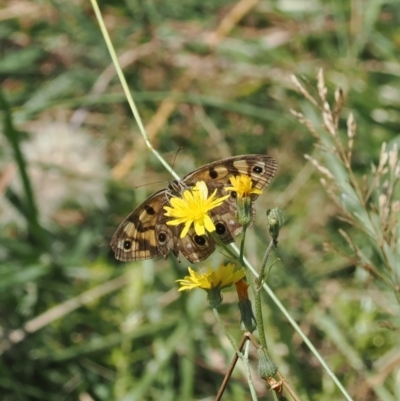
[171,147,183,173]
[134,181,164,189]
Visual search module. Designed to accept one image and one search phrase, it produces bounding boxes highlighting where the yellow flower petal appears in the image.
[226,175,262,198]
[164,181,229,238]
[176,264,244,292]
[203,215,215,233]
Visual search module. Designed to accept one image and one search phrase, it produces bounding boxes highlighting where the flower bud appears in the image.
[235,279,256,332]
[257,347,278,379]
[236,196,253,227]
[207,287,223,308]
[266,208,284,246]
[238,299,257,332]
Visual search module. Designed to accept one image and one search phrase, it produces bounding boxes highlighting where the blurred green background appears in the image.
[1,0,399,400]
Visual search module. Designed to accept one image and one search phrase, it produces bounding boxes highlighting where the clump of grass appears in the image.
[291,69,400,299]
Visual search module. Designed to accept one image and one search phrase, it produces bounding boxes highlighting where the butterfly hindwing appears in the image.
[110,190,173,261]
[177,227,216,263]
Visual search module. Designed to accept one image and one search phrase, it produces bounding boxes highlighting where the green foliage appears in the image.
[1,0,400,400]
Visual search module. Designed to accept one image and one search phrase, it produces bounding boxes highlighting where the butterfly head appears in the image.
[168,179,190,195]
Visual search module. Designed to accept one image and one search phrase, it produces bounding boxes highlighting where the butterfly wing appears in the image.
[111,155,277,263]
[177,227,216,263]
[110,189,179,261]
[182,154,277,192]
[181,154,277,247]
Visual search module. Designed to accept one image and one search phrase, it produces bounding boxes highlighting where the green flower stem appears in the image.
[239,229,277,379]
[239,225,248,262]
[212,308,258,401]
[212,307,240,355]
[258,240,275,290]
[243,339,259,401]
[249,269,268,350]
[213,225,277,376]
[238,229,269,351]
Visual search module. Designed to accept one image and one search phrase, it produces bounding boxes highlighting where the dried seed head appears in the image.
[392,200,400,214]
[317,68,327,102]
[333,88,344,125]
[305,154,335,180]
[378,143,388,171]
[290,109,320,140]
[334,88,344,110]
[323,111,337,136]
[395,165,400,178]
[291,74,319,106]
[388,144,398,172]
[347,113,356,139]
[379,194,387,210]
[383,179,389,190]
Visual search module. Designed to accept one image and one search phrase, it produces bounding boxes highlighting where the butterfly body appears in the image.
[110,154,277,263]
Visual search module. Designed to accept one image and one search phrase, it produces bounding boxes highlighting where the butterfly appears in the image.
[110,154,277,263]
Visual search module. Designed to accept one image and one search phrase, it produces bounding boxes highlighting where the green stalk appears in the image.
[258,240,275,290]
[237,228,268,350]
[212,308,258,401]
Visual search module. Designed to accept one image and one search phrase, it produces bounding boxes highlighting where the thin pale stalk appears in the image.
[215,335,247,401]
[212,309,258,400]
[243,340,259,401]
[89,0,179,180]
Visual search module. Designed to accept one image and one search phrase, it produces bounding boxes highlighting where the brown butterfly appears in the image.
[110,154,277,263]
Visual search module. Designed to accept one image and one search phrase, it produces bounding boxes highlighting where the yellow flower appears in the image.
[177,264,245,307]
[164,181,229,238]
[225,175,262,198]
[225,175,262,226]
[177,263,245,291]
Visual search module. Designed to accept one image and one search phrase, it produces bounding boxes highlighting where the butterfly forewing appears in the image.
[182,155,277,193]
